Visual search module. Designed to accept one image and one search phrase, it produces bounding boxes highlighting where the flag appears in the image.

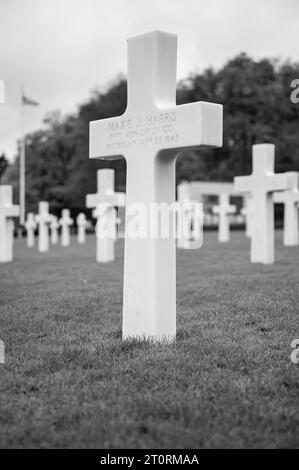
[22,94,39,106]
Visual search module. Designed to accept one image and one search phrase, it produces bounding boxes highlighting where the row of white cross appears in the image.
[26,170,123,262]
[26,203,88,251]
[1,31,299,341]
[0,173,243,261]
[1,158,297,261]
[0,194,89,261]
[178,147,299,253]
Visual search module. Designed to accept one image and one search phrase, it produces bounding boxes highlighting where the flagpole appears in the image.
[20,87,25,226]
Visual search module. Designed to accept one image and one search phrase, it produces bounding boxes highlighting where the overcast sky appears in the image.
[0,0,298,161]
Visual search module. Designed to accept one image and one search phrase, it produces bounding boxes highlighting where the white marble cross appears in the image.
[25,212,37,248]
[36,201,52,252]
[0,186,19,262]
[89,30,223,340]
[77,212,87,244]
[212,193,236,242]
[234,144,294,264]
[87,169,125,262]
[50,215,59,245]
[273,172,299,246]
[59,209,73,247]
[241,196,253,238]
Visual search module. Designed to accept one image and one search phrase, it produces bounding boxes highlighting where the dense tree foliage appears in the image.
[4,54,299,212]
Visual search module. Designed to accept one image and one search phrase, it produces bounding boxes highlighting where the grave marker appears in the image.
[77,212,87,244]
[36,202,52,252]
[234,144,294,264]
[273,172,299,246]
[212,193,236,242]
[89,30,223,340]
[25,212,36,248]
[50,215,59,245]
[0,186,19,262]
[87,169,125,262]
[59,209,73,247]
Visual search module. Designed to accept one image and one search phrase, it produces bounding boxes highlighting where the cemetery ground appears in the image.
[0,231,298,449]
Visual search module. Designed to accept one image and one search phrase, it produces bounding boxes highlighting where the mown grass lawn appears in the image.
[0,230,298,448]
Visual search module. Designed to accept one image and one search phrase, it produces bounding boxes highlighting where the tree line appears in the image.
[2,53,299,213]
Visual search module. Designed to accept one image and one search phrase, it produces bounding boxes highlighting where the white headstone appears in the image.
[77,212,87,244]
[87,169,125,262]
[89,30,223,340]
[59,209,73,247]
[36,201,51,252]
[234,144,294,264]
[241,196,253,238]
[50,215,59,245]
[274,172,299,246]
[0,186,19,262]
[24,212,36,248]
[212,193,236,242]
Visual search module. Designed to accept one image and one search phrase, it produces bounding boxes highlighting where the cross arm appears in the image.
[212,206,221,215]
[160,101,223,151]
[274,190,299,204]
[234,175,253,194]
[213,204,236,215]
[266,172,296,193]
[86,192,125,208]
[4,205,20,218]
[227,204,237,214]
[35,213,52,223]
[273,192,287,204]
[89,101,223,160]
[25,220,37,228]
